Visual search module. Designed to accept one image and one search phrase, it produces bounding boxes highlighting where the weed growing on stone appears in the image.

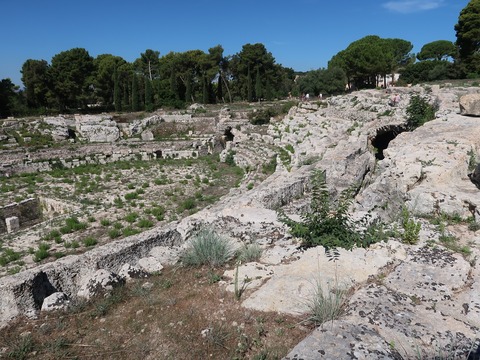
[307,278,349,327]
[437,223,472,257]
[234,261,250,301]
[401,206,421,245]
[237,244,263,263]
[33,243,50,262]
[82,237,97,247]
[406,95,437,130]
[468,148,477,173]
[180,228,234,267]
[279,169,384,250]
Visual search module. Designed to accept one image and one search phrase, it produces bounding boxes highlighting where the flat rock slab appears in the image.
[240,241,406,315]
[284,320,401,360]
[384,246,471,302]
[345,283,477,359]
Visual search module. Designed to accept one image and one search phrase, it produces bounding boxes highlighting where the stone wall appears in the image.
[0,223,182,328]
[0,148,200,176]
[0,198,42,234]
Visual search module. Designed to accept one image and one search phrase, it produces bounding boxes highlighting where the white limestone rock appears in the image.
[138,256,164,274]
[459,93,480,116]
[77,269,125,299]
[118,263,148,282]
[41,292,70,312]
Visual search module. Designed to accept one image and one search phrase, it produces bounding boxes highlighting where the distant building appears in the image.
[377,73,400,88]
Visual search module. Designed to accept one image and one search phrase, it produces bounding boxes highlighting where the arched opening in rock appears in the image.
[224,126,234,142]
[67,128,76,140]
[32,272,58,308]
[371,125,406,160]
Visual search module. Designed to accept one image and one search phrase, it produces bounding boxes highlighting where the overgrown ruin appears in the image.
[1,85,480,359]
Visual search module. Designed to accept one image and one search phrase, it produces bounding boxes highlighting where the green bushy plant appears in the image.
[237,244,263,263]
[401,206,421,244]
[34,243,50,262]
[279,170,383,250]
[180,228,234,267]
[406,95,437,130]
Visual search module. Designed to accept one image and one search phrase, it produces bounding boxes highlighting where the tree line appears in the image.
[2,43,295,117]
[1,0,479,118]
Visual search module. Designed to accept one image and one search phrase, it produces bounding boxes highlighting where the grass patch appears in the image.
[307,279,349,326]
[180,228,234,267]
[237,244,263,263]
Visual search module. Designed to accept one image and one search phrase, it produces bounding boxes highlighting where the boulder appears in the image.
[41,292,69,312]
[459,93,480,116]
[77,269,125,299]
[118,263,149,282]
[468,163,480,189]
[75,115,120,142]
[141,130,154,141]
[138,256,164,274]
[41,117,70,140]
[128,115,162,136]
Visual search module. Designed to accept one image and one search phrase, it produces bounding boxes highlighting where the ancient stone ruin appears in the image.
[1,85,480,358]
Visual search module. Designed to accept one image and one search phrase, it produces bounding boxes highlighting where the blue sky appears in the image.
[0,0,468,86]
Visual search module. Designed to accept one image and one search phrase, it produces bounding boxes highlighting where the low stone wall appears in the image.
[0,223,182,328]
[0,198,41,234]
[1,148,200,176]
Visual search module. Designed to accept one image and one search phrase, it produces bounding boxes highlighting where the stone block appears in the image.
[5,216,19,233]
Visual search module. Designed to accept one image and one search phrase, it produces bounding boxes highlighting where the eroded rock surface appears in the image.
[1,85,480,359]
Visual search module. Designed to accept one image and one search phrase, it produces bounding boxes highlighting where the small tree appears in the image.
[406,95,437,130]
[278,170,383,250]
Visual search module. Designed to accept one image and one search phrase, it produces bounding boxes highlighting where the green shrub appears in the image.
[406,95,437,130]
[125,212,139,223]
[151,206,165,221]
[284,144,294,153]
[137,218,153,228]
[54,252,66,259]
[34,243,50,262]
[225,150,236,166]
[0,248,21,266]
[279,170,384,250]
[59,216,87,234]
[262,156,277,174]
[108,229,121,239]
[401,206,421,244]
[83,237,97,247]
[123,227,140,237]
[180,228,234,267]
[100,219,111,227]
[44,229,62,242]
[178,198,196,213]
[125,192,139,200]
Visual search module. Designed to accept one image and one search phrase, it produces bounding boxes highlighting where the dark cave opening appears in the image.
[371,125,406,160]
[67,128,77,140]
